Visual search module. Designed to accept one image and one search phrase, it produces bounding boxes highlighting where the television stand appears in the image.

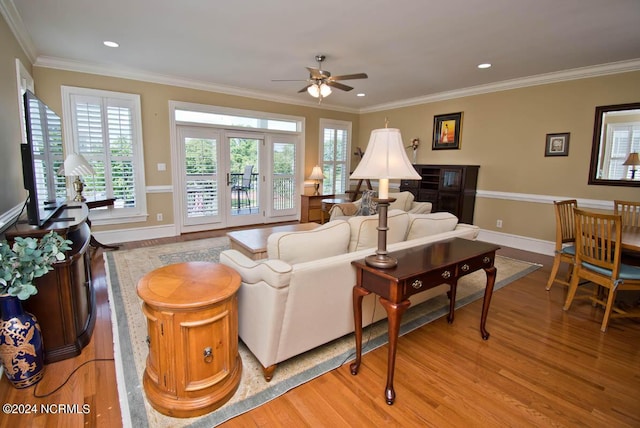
[5,204,96,363]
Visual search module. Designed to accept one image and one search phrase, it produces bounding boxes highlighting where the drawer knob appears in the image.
[461,264,470,272]
[204,347,213,363]
[442,270,451,279]
[411,279,423,289]
[483,256,491,264]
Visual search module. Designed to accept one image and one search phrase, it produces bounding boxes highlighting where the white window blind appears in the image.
[62,87,146,223]
[319,119,351,195]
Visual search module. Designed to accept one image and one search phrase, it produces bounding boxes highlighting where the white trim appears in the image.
[0,201,26,232]
[475,189,611,210]
[478,229,555,256]
[0,0,37,63]
[361,59,640,113]
[93,224,177,245]
[146,185,173,193]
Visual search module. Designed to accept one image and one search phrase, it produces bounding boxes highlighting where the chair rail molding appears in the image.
[476,190,611,210]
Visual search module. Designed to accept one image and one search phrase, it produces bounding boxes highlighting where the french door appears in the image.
[176,126,299,233]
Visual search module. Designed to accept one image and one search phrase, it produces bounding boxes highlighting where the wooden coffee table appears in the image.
[227,223,320,260]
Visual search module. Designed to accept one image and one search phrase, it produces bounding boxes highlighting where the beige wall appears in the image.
[31,67,359,231]
[360,71,640,243]
[0,15,32,216]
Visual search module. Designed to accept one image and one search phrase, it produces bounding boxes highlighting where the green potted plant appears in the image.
[0,231,71,388]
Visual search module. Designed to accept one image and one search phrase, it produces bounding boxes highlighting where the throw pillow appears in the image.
[354,190,377,216]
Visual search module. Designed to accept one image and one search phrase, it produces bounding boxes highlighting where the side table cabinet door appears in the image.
[182,298,237,392]
[142,306,166,391]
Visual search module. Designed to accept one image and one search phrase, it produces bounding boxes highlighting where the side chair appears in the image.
[563,209,640,332]
[614,199,640,227]
[545,199,578,291]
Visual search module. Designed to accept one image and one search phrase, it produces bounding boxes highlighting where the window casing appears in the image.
[62,87,146,224]
[603,123,640,180]
[319,119,351,195]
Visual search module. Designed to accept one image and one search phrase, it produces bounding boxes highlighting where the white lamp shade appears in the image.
[319,83,332,97]
[307,84,320,98]
[63,153,95,176]
[308,165,324,180]
[351,128,421,181]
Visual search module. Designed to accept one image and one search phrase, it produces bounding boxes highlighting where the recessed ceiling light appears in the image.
[477,63,492,69]
[103,41,119,48]
[356,93,366,97]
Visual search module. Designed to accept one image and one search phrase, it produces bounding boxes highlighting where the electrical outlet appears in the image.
[157,213,163,221]
[496,219,503,228]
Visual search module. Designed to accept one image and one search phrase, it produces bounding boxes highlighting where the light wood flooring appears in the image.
[0,227,639,427]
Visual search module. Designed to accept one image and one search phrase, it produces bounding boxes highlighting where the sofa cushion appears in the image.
[267,220,350,264]
[406,212,459,241]
[354,190,377,216]
[388,191,415,211]
[347,209,410,252]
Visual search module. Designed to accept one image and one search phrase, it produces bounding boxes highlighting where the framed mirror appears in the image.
[588,102,640,187]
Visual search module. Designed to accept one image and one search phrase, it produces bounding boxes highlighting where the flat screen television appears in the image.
[21,90,65,227]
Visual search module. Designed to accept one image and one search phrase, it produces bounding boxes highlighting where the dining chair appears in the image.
[613,200,640,227]
[563,209,640,332]
[545,199,578,291]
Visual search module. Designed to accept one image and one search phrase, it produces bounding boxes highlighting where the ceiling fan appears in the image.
[273,55,368,101]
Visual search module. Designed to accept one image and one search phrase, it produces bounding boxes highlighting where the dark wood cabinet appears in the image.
[4,204,95,363]
[400,165,479,224]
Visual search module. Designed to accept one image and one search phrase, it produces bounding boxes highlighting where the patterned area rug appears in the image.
[104,237,541,427]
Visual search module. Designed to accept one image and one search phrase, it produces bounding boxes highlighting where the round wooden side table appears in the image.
[136,262,242,418]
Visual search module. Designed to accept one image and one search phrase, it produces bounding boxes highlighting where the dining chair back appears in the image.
[563,208,640,332]
[545,199,578,291]
[614,200,640,227]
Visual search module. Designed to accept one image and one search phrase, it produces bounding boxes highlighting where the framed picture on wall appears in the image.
[432,112,462,150]
[545,132,570,156]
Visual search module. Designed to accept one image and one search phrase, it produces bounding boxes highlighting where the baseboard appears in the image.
[478,229,554,256]
[92,224,178,245]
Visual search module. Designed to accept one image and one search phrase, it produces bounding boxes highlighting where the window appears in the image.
[604,123,640,179]
[319,119,351,194]
[62,87,146,223]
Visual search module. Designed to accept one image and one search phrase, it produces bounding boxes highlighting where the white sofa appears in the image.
[329,191,432,220]
[219,210,479,381]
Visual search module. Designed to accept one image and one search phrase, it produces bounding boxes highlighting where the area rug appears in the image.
[104,237,541,428]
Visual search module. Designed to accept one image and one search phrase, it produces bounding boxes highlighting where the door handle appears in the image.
[226,173,231,186]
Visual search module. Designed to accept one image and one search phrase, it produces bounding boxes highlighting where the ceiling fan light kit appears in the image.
[275,54,368,102]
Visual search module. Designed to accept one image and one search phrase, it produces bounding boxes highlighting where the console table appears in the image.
[350,238,500,404]
[5,204,95,363]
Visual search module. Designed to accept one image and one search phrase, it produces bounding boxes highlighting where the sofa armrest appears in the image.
[408,201,433,214]
[329,201,359,220]
[219,250,292,288]
[454,223,480,239]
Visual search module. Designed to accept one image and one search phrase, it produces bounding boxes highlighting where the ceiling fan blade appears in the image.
[298,84,312,93]
[306,67,324,79]
[331,72,368,81]
[326,81,354,91]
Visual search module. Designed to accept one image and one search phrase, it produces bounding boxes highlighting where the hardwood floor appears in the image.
[1,230,639,427]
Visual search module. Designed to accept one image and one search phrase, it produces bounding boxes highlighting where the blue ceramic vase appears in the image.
[0,295,45,388]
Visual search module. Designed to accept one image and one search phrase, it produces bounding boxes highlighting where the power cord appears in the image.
[32,358,115,398]
[340,297,378,367]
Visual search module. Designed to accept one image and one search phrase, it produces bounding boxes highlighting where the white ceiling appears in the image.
[5,0,640,112]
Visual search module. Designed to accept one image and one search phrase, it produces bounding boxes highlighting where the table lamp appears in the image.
[622,152,640,180]
[308,165,325,195]
[63,153,95,201]
[350,127,420,268]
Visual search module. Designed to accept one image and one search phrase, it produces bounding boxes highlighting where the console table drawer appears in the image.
[401,265,456,298]
[457,253,495,277]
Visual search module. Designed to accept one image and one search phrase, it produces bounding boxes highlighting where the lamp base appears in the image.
[313,182,320,196]
[364,253,397,269]
[73,177,86,202]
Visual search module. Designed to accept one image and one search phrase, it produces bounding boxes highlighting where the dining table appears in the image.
[621,225,640,252]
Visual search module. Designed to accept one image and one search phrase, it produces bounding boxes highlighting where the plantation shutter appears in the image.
[71,94,136,208]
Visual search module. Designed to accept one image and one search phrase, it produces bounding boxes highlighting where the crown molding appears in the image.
[33,56,361,114]
[0,0,37,63]
[360,58,640,113]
